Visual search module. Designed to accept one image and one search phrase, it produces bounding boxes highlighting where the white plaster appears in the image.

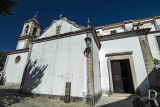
[23,34,87,97]
[142,23,155,31]
[125,23,133,31]
[18,41,25,49]
[147,33,160,59]
[40,20,80,38]
[156,19,160,25]
[5,52,28,83]
[102,27,124,35]
[100,37,149,95]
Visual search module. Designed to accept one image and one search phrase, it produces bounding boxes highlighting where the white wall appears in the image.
[18,41,25,49]
[142,23,155,31]
[147,33,160,59]
[92,36,101,95]
[101,27,124,35]
[5,52,28,83]
[40,20,80,38]
[23,34,87,97]
[100,37,149,95]
[125,23,133,31]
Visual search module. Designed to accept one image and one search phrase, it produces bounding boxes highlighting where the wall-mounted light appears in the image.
[84,37,91,57]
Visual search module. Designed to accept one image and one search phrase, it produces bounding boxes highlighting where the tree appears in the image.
[0,50,6,70]
[0,0,18,16]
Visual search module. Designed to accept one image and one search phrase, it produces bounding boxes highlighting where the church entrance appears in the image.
[111,59,134,94]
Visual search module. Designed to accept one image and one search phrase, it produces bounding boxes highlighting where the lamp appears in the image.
[84,37,91,57]
[85,37,91,47]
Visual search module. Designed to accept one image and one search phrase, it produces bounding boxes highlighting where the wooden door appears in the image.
[111,60,124,93]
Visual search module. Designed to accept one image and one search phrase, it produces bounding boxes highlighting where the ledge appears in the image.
[17,35,33,40]
[31,28,92,44]
[6,48,29,55]
[105,51,133,57]
[99,28,151,41]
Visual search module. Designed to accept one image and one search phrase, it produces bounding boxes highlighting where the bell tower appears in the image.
[16,15,42,50]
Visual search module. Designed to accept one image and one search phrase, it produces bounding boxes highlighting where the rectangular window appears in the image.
[111,30,117,34]
[156,36,160,49]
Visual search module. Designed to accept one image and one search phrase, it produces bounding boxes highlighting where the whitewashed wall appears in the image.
[102,27,124,35]
[23,34,87,97]
[5,52,28,83]
[125,23,133,31]
[100,37,149,95]
[147,33,160,59]
[40,20,80,38]
[17,41,25,49]
[92,36,101,95]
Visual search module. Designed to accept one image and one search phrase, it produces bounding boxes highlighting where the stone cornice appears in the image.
[6,48,29,55]
[17,35,33,40]
[31,28,92,43]
[105,51,133,57]
[99,28,151,41]
[24,18,42,28]
[149,30,160,34]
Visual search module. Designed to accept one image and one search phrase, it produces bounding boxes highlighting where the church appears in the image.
[2,14,160,105]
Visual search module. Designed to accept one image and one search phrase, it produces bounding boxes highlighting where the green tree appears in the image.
[0,0,18,16]
[0,51,6,68]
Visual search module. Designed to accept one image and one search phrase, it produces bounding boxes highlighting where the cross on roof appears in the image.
[59,14,62,19]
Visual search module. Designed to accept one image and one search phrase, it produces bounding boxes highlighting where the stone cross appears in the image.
[59,14,63,19]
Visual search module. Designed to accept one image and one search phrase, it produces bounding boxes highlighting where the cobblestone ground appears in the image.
[0,84,90,107]
[0,84,139,107]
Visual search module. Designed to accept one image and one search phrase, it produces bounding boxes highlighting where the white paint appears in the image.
[40,20,80,38]
[142,23,155,31]
[96,29,103,36]
[156,19,160,25]
[5,52,28,83]
[125,23,133,31]
[102,27,124,35]
[23,34,87,97]
[147,33,160,60]
[100,37,149,95]
[92,36,101,94]
[18,41,25,49]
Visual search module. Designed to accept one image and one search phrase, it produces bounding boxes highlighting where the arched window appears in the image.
[33,27,37,36]
[25,25,29,34]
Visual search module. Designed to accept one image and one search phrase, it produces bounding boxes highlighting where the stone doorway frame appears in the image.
[106,51,138,94]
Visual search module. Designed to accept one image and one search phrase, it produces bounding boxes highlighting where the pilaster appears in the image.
[138,35,156,88]
[86,33,95,105]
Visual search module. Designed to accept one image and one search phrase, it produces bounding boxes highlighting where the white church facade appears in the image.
[3,15,160,105]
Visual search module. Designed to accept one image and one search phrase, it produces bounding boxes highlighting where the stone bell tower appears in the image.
[16,15,42,50]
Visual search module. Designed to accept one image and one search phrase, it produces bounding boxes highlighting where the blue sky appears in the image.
[0,0,160,52]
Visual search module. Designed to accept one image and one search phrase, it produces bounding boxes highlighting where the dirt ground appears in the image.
[0,84,90,107]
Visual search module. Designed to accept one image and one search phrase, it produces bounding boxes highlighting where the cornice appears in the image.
[99,28,151,41]
[24,18,42,28]
[6,48,29,55]
[17,35,33,40]
[105,51,133,57]
[31,28,92,43]
[149,30,160,34]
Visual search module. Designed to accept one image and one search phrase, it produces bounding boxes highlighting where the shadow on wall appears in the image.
[96,68,160,107]
[21,59,48,93]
